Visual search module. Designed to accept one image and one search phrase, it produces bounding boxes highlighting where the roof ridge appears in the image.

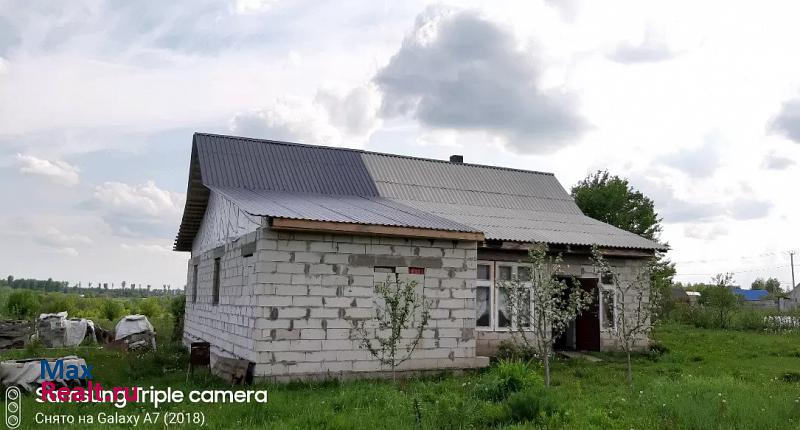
[194,132,556,177]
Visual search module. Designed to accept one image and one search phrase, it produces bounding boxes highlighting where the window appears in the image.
[212,258,221,305]
[476,261,533,331]
[476,264,492,327]
[497,287,511,328]
[409,267,425,275]
[191,264,198,303]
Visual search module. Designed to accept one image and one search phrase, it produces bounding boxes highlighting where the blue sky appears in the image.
[0,0,798,289]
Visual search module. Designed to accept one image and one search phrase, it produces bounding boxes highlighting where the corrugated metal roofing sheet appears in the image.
[194,134,379,196]
[211,187,478,233]
[175,133,665,251]
[362,152,575,204]
[393,200,662,249]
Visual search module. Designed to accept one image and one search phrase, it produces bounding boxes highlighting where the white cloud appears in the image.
[51,247,79,257]
[608,26,676,64]
[314,84,381,136]
[231,0,282,15]
[374,6,588,153]
[230,87,380,147]
[91,180,185,237]
[16,154,80,186]
[121,243,173,255]
[684,223,729,240]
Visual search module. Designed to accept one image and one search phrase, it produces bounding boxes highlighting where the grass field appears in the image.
[2,323,800,429]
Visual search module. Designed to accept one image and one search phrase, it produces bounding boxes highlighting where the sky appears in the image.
[0,0,798,290]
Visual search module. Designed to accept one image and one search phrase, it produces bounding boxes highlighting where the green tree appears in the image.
[751,278,766,290]
[700,273,738,329]
[502,246,592,387]
[571,170,661,240]
[764,278,782,295]
[571,170,675,317]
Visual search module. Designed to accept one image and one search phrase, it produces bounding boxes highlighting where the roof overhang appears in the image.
[270,217,485,242]
[174,138,207,252]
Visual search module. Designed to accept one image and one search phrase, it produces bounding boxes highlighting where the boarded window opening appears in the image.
[409,267,425,275]
[212,258,221,305]
[192,264,198,303]
[374,266,395,273]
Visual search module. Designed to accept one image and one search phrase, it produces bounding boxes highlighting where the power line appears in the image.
[672,250,797,265]
[675,264,792,276]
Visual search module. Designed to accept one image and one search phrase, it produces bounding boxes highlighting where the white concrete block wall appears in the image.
[184,230,260,365]
[185,227,488,380]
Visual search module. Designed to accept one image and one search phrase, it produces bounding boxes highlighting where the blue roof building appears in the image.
[733,288,770,301]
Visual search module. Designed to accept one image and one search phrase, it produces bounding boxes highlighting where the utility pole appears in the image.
[791,251,796,289]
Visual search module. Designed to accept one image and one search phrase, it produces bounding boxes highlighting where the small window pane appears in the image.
[498,266,512,281]
[601,271,614,285]
[518,267,532,282]
[477,264,491,281]
[476,286,490,327]
[497,288,511,327]
[374,267,395,273]
[519,291,531,328]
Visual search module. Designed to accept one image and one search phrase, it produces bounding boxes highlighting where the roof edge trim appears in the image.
[270,217,485,241]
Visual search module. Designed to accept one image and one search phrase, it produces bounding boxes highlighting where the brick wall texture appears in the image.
[184,227,489,380]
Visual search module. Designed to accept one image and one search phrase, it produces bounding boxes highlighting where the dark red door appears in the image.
[575,279,600,351]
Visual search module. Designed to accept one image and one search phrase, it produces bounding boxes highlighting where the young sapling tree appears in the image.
[355,277,431,381]
[591,246,660,386]
[502,245,592,387]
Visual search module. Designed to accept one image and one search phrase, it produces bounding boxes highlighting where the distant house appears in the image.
[672,288,700,305]
[788,284,800,309]
[174,133,665,381]
[732,288,790,311]
[733,288,770,302]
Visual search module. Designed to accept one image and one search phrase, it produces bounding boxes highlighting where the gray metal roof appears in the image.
[195,133,378,195]
[210,186,478,232]
[392,200,661,249]
[175,133,665,251]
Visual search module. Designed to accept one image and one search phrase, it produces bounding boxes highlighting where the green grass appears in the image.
[3,323,800,429]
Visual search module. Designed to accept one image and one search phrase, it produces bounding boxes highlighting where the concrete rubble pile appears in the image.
[0,355,88,392]
[0,320,33,350]
[114,315,157,350]
[36,312,96,348]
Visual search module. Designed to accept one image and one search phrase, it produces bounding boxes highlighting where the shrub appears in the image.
[496,340,538,361]
[98,298,125,321]
[475,360,542,401]
[506,388,563,423]
[138,298,163,318]
[6,290,40,319]
[170,295,186,341]
[732,310,768,331]
[39,293,77,315]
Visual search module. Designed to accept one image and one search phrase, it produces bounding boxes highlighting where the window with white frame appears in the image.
[475,261,533,330]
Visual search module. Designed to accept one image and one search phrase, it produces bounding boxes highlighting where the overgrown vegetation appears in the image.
[4,322,800,429]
